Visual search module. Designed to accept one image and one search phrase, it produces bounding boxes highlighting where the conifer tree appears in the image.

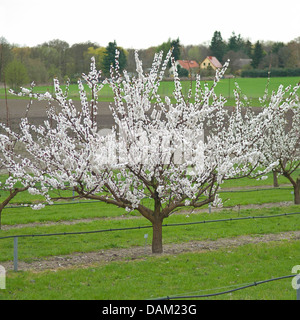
[209,31,226,62]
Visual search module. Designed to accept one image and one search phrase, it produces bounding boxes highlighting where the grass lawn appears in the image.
[0,178,297,227]
[1,76,299,107]
[0,204,299,262]
[221,172,296,188]
[0,169,299,300]
[0,240,299,300]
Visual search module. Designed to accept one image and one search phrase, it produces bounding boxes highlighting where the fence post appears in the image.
[13,237,18,272]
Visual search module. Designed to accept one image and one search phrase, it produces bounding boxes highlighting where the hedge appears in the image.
[241,68,300,78]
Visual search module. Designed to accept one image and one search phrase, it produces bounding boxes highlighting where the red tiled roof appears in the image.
[177,60,199,70]
[207,56,222,68]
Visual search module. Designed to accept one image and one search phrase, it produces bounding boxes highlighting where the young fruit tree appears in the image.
[255,84,300,204]
[1,52,282,253]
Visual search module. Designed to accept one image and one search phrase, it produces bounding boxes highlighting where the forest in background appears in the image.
[0,31,300,90]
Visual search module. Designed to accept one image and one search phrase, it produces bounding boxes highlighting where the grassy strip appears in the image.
[1,201,135,226]
[221,169,299,189]
[0,181,296,227]
[1,76,299,106]
[219,187,294,206]
[1,168,298,201]
[0,205,299,262]
[1,169,298,222]
[0,240,298,300]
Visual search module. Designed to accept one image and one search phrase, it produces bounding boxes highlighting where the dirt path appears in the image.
[2,230,300,272]
[0,100,114,133]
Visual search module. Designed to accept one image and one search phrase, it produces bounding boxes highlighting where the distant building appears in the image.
[169,60,199,76]
[200,56,222,70]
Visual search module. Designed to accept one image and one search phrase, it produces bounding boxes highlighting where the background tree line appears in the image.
[0,38,127,90]
[0,31,300,89]
[209,31,300,76]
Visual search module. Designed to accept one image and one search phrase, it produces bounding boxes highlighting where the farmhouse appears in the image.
[169,60,199,76]
[200,56,222,70]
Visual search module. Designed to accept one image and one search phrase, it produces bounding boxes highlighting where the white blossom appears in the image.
[31,203,45,210]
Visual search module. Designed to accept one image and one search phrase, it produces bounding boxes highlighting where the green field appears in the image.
[157,76,300,103]
[1,240,299,300]
[0,169,299,300]
[1,76,299,107]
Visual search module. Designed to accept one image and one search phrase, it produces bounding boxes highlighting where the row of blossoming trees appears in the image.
[0,51,299,253]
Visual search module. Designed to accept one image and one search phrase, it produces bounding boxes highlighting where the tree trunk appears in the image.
[294,178,300,205]
[152,219,163,254]
[273,170,279,188]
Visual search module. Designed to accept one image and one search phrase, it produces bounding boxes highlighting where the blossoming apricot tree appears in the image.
[0,51,297,253]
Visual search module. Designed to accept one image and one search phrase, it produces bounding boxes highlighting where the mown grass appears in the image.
[0,169,298,226]
[1,240,299,300]
[0,169,299,300]
[221,169,299,189]
[0,181,296,227]
[0,204,299,262]
[1,168,298,206]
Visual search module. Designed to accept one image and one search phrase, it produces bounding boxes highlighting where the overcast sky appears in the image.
[0,0,299,49]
